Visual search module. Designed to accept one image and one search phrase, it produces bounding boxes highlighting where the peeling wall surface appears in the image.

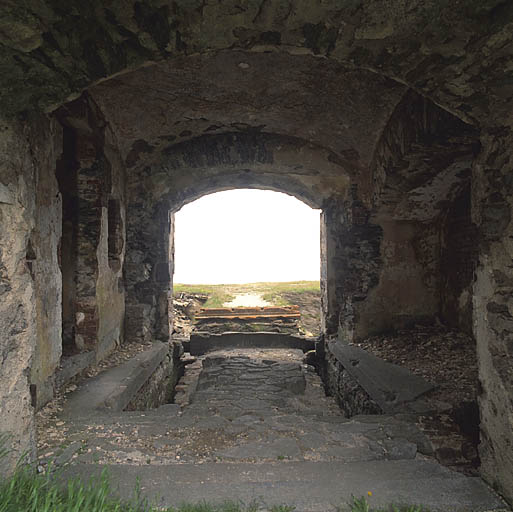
[0,0,512,504]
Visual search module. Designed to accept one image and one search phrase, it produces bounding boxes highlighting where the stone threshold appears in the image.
[189,331,316,356]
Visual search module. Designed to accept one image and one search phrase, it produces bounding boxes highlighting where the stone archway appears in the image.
[0,4,512,499]
[120,138,343,348]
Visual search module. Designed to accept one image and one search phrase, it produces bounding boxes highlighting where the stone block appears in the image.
[189,332,314,356]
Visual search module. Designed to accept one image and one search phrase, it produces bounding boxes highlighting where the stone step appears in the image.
[54,347,505,511]
[61,460,506,512]
[65,407,433,466]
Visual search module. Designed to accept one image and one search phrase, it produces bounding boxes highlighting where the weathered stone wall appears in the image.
[321,184,439,342]
[0,114,59,469]
[317,339,381,417]
[96,130,127,361]
[125,341,184,410]
[440,184,478,334]
[321,194,382,340]
[57,96,126,363]
[367,92,479,337]
[357,220,440,336]
[56,127,79,357]
[30,117,63,408]
[472,129,513,503]
[125,200,172,345]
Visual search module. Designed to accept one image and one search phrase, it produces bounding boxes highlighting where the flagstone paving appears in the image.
[44,347,507,511]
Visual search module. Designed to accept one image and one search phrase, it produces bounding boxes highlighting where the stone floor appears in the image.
[43,347,508,511]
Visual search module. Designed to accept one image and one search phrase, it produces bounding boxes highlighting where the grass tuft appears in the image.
[0,465,127,512]
[0,466,294,512]
[343,496,428,512]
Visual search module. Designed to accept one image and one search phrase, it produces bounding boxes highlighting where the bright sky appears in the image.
[173,189,321,284]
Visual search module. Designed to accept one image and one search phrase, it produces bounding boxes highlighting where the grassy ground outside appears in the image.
[173,281,320,308]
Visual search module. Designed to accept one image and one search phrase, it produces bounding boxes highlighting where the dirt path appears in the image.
[223,293,270,307]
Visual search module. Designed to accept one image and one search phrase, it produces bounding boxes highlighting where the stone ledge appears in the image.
[189,332,315,356]
[62,342,168,417]
[327,339,435,414]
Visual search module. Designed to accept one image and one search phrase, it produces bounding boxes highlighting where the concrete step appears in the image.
[62,460,507,512]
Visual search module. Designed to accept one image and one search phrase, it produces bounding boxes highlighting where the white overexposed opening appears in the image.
[173,189,320,284]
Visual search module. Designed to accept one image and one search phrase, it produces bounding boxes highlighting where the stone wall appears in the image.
[321,194,382,340]
[125,341,184,410]
[317,339,381,417]
[57,95,127,364]
[30,117,63,408]
[440,183,478,334]
[96,128,127,361]
[366,92,479,337]
[0,98,129,428]
[0,2,511,501]
[356,219,440,336]
[0,114,59,470]
[125,200,172,346]
[472,129,513,503]
[56,127,79,357]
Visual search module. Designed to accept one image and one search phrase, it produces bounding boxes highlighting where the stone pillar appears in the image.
[321,192,382,341]
[472,129,513,505]
[0,118,38,471]
[168,212,175,335]
[30,118,63,408]
[320,203,342,337]
[125,201,172,344]
[154,205,173,342]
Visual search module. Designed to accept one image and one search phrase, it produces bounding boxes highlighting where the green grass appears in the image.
[202,293,235,308]
[0,463,297,511]
[343,496,428,512]
[173,284,235,308]
[174,281,320,308]
[0,465,139,512]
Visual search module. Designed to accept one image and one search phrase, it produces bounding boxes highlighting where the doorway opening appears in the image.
[171,189,322,337]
